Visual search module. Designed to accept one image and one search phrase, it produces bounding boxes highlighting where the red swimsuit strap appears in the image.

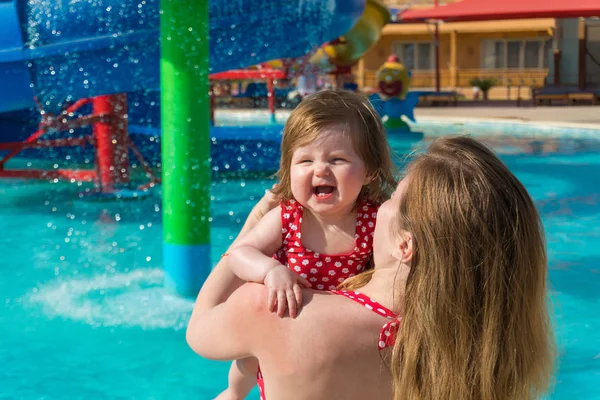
[331,289,400,350]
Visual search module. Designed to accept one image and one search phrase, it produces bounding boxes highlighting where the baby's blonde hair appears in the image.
[272,89,397,205]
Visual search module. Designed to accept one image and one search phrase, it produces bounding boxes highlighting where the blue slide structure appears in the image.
[0,0,365,114]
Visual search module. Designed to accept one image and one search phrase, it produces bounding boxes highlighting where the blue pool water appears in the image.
[1,118,600,399]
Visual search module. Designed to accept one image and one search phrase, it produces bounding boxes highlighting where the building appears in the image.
[358,0,558,100]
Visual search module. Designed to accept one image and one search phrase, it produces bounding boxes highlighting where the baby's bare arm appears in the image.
[228,207,284,283]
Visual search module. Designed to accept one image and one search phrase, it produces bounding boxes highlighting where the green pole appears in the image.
[160,0,211,296]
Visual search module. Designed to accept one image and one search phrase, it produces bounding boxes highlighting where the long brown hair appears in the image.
[390,136,556,399]
[272,89,397,205]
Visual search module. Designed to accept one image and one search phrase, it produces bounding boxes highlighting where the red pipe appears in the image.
[210,69,286,80]
[210,84,216,126]
[0,99,97,169]
[267,78,276,120]
[0,169,96,181]
[434,0,440,92]
[92,94,130,192]
[0,137,90,151]
[127,137,160,184]
[0,93,162,193]
[0,127,47,168]
[64,98,90,115]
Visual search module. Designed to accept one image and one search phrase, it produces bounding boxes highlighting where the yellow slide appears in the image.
[309,0,390,68]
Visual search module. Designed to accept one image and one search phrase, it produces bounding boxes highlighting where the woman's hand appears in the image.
[264,264,311,318]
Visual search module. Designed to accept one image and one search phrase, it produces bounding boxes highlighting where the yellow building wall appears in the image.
[454,31,552,69]
[364,35,453,70]
[360,19,554,99]
[364,28,553,71]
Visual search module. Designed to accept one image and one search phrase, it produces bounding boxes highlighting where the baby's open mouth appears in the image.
[314,185,335,197]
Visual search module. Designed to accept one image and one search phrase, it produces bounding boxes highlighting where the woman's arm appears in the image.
[186,282,273,360]
[191,188,280,312]
[186,188,282,359]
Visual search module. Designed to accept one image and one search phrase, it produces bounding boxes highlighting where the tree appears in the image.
[469,78,497,101]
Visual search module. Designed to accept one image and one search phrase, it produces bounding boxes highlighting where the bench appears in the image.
[532,87,600,106]
[567,92,598,105]
[534,93,569,106]
[419,94,458,107]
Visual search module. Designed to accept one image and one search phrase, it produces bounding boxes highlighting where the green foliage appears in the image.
[469,77,497,93]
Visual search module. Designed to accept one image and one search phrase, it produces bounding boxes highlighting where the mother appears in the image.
[186,136,555,400]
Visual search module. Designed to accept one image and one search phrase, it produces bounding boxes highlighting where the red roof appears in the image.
[399,0,600,22]
[209,69,286,80]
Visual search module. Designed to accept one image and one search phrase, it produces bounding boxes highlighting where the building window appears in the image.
[482,39,552,69]
[392,42,434,70]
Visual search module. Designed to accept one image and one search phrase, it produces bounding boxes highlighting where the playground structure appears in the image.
[209,67,288,124]
[0,0,382,295]
[0,94,159,196]
[369,55,419,131]
[309,0,390,89]
[0,0,390,187]
[208,0,391,121]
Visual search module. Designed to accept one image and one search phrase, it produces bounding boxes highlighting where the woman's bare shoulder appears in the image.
[230,285,386,341]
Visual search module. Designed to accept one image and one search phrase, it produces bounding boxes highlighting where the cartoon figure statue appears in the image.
[368,55,419,131]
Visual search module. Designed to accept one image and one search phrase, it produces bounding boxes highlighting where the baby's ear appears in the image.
[363,171,377,186]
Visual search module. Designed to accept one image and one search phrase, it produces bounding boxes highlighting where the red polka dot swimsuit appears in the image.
[256,290,400,400]
[273,199,378,291]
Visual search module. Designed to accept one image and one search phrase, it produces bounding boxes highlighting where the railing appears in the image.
[363,68,549,89]
[455,68,549,87]
[585,72,600,86]
[363,70,452,89]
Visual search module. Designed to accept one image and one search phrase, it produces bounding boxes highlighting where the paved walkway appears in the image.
[415,106,600,126]
[217,106,600,128]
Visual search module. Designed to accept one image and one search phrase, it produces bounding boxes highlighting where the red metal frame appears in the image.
[209,68,286,80]
[209,67,288,124]
[266,78,275,117]
[0,94,160,192]
[92,94,130,191]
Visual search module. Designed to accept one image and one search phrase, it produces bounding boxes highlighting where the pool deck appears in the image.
[415,106,600,126]
[218,106,600,126]
[215,106,600,135]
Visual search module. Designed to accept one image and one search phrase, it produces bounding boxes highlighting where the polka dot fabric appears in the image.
[273,199,378,291]
[256,289,400,400]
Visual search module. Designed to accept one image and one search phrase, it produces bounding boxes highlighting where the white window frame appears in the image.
[392,41,435,70]
[481,39,551,69]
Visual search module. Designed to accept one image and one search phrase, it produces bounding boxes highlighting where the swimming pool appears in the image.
[1,116,599,399]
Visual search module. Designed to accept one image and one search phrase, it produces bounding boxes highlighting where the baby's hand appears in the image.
[264,265,311,318]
